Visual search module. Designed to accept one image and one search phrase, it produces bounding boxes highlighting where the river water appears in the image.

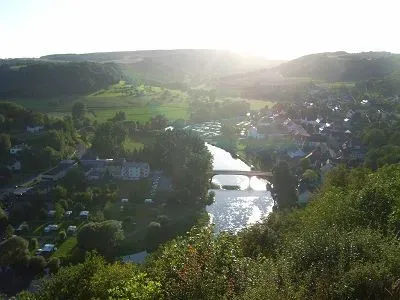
[206,143,274,233]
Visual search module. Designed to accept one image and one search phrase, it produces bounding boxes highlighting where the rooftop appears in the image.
[43,161,76,176]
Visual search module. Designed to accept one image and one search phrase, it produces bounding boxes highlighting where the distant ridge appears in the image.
[41,49,284,85]
[217,51,400,87]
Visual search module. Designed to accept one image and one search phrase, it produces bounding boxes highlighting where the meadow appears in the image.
[0,82,275,123]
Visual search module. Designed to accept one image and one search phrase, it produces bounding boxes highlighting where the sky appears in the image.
[1,0,399,59]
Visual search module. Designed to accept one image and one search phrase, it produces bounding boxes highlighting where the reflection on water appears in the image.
[205,143,274,233]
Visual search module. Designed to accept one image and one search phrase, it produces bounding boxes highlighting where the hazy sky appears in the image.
[1,0,399,59]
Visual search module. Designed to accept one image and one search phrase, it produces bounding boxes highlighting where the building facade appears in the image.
[121,162,150,180]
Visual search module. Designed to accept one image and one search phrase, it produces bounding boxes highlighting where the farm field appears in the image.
[0,82,275,123]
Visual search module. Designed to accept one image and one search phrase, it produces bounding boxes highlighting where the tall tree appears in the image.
[77,220,124,256]
[0,133,11,159]
[72,101,86,120]
[0,236,30,268]
[91,122,127,157]
[272,161,298,210]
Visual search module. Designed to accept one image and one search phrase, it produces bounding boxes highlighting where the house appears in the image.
[41,160,77,181]
[307,134,327,148]
[107,164,122,178]
[26,125,44,134]
[85,169,104,181]
[284,119,310,138]
[81,158,123,180]
[247,126,265,140]
[80,158,113,171]
[121,162,150,180]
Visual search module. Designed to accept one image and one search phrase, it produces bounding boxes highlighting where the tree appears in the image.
[300,157,310,171]
[272,161,298,210]
[53,185,68,200]
[6,224,14,238]
[30,252,160,300]
[205,191,215,206]
[28,255,46,275]
[72,101,86,120]
[77,220,124,255]
[0,133,11,158]
[362,128,386,148]
[29,238,39,251]
[107,273,162,300]
[59,230,67,242]
[0,207,8,235]
[150,114,168,130]
[0,236,29,268]
[91,122,127,157]
[302,169,319,183]
[47,257,60,274]
[61,167,87,191]
[145,221,162,251]
[0,114,5,129]
[109,111,126,122]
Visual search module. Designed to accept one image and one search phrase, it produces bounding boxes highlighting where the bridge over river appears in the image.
[212,170,272,178]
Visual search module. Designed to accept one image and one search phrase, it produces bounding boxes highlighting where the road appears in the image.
[0,143,87,199]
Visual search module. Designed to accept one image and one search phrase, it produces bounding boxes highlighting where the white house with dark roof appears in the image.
[121,162,150,180]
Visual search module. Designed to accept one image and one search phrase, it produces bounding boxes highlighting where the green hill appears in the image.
[279,51,400,81]
[217,51,400,88]
[41,49,284,85]
[0,60,125,98]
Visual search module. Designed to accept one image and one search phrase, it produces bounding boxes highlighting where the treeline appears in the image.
[14,164,400,299]
[280,51,400,82]
[0,103,78,175]
[0,60,124,98]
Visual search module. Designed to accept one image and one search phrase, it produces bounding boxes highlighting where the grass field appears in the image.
[123,139,145,152]
[52,237,78,259]
[245,99,275,110]
[0,82,275,123]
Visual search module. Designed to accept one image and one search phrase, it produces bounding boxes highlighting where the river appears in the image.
[206,143,274,233]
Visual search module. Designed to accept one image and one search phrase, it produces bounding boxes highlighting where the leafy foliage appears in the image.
[77,220,124,256]
[0,60,124,97]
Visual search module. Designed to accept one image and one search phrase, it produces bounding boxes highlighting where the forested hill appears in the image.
[218,51,400,88]
[41,49,284,85]
[280,51,400,82]
[0,60,125,98]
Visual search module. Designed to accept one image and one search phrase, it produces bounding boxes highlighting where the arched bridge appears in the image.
[212,170,272,178]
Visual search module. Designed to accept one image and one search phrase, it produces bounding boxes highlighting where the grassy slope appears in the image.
[1,82,274,123]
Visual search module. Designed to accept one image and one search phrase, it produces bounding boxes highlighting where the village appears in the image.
[242,88,399,204]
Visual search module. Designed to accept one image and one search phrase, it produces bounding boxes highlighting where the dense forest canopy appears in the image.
[0,60,125,97]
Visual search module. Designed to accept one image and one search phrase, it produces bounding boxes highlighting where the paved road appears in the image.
[0,143,87,199]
